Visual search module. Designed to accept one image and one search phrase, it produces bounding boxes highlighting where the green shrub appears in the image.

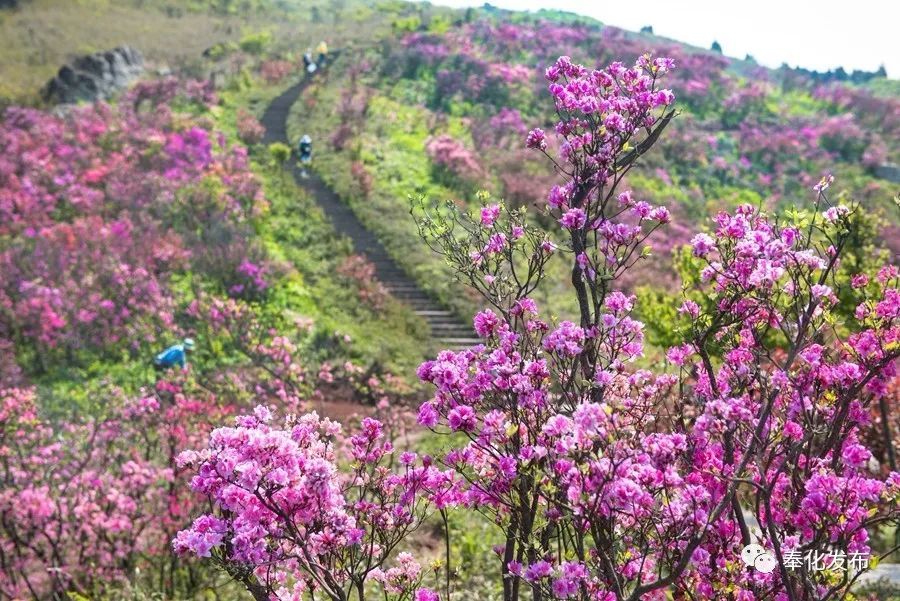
[238,30,272,55]
[392,15,420,33]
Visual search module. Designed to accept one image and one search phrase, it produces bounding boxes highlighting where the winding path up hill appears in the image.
[261,77,479,350]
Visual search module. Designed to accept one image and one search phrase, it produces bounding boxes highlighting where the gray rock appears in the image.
[874,163,900,183]
[42,46,144,105]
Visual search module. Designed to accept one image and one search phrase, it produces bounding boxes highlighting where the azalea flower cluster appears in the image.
[260,59,294,85]
[337,254,391,311]
[0,373,231,599]
[185,292,414,415]
[0,80,269,373]
[237,107,267,146]
[412,56,899,600]
[525,54,675,311]
[175,408,455,601]
[2,281,419,599]
[180,53,898,601]
[426,134,485,188]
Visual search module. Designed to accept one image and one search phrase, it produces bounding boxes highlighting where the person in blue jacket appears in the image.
[154,338,194,370]
[297,134,312,178]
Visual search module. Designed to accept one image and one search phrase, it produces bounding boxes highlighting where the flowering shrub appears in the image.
[0,216,182,366]
[338,254,390,311]
[185,294,311,405]
[227,257,271,299]
[184,293,413,410]
[350,160,374,198]
[175,408,453,601]
[413,55,899,600]
[720,81,771,129]
[2,281,418,599]
[181,51,898,601]
[817,113,869,162]
[259,59,294,84]
[425,134,484,189]
[813,83,899,164]
[128,77,218,113]
[0,375,232,599]
[332,64,372,153]
[0,81,269,372]
[237,107,266,145]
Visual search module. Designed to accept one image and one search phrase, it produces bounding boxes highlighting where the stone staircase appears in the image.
[260,75,479,350]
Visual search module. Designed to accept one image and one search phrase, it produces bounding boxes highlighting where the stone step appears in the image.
[427,319,471,327]
[429,323,474,332]
[433,339,477,345]
[407,302,442,311]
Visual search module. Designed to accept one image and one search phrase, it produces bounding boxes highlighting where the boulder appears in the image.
[874,163,900,184]
[42,46,144,105]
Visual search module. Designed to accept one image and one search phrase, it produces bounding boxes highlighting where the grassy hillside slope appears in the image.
[294,6,899,331]
[0,0,428,103]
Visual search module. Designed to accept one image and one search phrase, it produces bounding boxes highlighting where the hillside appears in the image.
[0,1,899,600]
[0,0,426,103]
[295,6,899,330]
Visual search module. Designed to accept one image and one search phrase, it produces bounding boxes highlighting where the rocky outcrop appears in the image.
[42,46,144,105]
[874,163,900,184]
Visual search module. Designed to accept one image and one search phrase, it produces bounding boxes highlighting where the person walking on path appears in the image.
[303,48,317,75]
[297,134,313,178]
[316,41,328,67]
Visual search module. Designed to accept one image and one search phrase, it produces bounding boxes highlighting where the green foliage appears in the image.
[427,14,452,34]
[864,77,900,98]
[238,30,272,54]
[634,286,685,350]
[252,165,429,374]
[392,15,420,33]
[267,141,291,164]
[830,206,891,323]
[531,8,602,26]
[202,40,237,60]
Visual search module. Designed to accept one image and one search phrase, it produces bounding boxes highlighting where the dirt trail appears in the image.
[260,72,478,349]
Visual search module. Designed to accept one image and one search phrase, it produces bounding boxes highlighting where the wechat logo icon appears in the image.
[741,544,777,574]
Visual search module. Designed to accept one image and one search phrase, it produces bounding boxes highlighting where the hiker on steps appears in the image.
[303,49,317,75]
[297,134,313,179]
[316,41,329,67]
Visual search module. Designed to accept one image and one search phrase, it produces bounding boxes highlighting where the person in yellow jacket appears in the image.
[316,41,328,67]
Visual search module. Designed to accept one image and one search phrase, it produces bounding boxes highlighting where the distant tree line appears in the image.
[780,63,888,84]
